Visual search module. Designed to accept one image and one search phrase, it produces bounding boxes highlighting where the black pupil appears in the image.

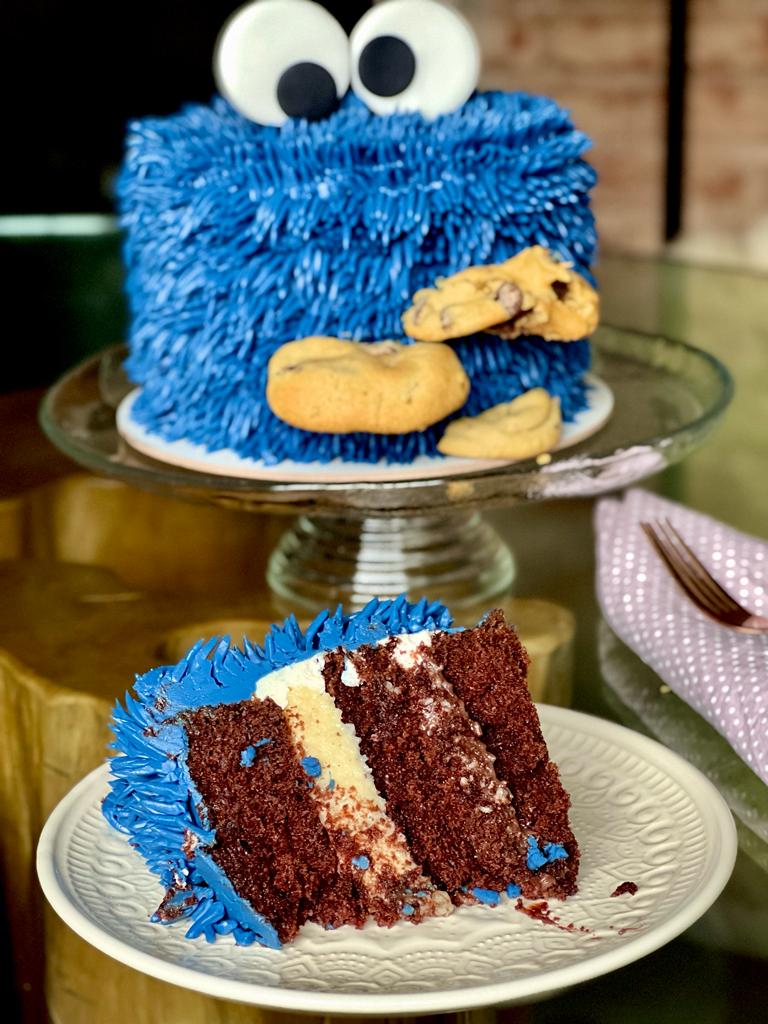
[277,62,338,121]
[358,35,416,98]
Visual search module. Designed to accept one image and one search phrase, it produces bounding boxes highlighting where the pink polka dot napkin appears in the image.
[595,488,768,786]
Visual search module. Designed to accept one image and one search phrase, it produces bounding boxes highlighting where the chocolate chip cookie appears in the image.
[437,388,561,459]
[267,336,470,435]
[402,246,599,343]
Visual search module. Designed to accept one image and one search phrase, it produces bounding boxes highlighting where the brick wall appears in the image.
[684,0,768,240]
[460,0,768,264]
[459,0,669,255]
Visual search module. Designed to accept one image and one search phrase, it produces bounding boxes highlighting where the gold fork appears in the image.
[640,519,768,635]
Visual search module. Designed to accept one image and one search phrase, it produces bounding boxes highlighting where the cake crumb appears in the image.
[610,881,638,897]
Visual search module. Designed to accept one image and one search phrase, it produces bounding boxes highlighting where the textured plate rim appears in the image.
[115,374,614,485]
[36,705,736,1015]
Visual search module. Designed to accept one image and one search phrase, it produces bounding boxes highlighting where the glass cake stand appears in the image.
[40,326,732,613]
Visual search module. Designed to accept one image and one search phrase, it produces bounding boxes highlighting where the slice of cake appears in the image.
[103,597,578,947]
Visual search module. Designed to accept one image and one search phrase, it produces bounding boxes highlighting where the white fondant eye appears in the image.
[214,0,350,126]
[350,0,480,119]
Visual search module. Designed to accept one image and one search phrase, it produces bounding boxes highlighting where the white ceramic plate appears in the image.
[116,374,614,484]
[36,705,735,1015]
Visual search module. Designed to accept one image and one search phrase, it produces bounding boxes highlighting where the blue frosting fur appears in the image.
[526,836,569,871]
[120,91,597,464]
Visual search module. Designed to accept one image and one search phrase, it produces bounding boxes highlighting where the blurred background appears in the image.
[2,0,767,390]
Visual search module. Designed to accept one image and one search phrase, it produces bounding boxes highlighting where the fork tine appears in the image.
[641,521,768,633]
[655,519,738,616]
[640,522,729,622]
[660,519,744,615]
[640,522,696,595]
[652,520,732,614]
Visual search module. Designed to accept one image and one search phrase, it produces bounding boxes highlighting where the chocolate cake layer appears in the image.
[432,611,579,896]
[182,698,365,941]
[324,636,528,896]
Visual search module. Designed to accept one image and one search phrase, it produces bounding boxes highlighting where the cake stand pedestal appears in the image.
[40,324,732,614]
[267,511,514,612]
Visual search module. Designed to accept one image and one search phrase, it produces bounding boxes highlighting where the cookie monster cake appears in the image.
[118,0,599,467]
[103,596,578,946]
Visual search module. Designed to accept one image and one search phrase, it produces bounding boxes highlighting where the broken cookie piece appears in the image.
[267,336,470,435]
[437,388,561,460]
[402,246,599,343]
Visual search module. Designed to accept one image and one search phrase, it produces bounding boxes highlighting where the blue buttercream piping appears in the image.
[192,851,280,948]
[544,842,569,862]
[300,756,322,778]
[102,596,453,947]
[461,883,523,905]
[459,841,567,909]
[351,855,370,870]
[470,887,501,906]
[119,90,597,464]
[526,835,569,871]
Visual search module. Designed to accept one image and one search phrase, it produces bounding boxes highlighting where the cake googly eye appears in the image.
[350,0,480,119]
[214,0,350,126]
[358,35,417,99]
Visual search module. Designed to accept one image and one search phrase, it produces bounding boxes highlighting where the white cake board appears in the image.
[116,374,614,485]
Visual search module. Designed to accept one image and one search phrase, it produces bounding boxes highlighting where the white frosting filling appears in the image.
[255,652,327,708]
[387,629,433,668]
[397,638,513,810]
[340,657,362,687]
[257,630,436,698]
[254,647,425,886]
